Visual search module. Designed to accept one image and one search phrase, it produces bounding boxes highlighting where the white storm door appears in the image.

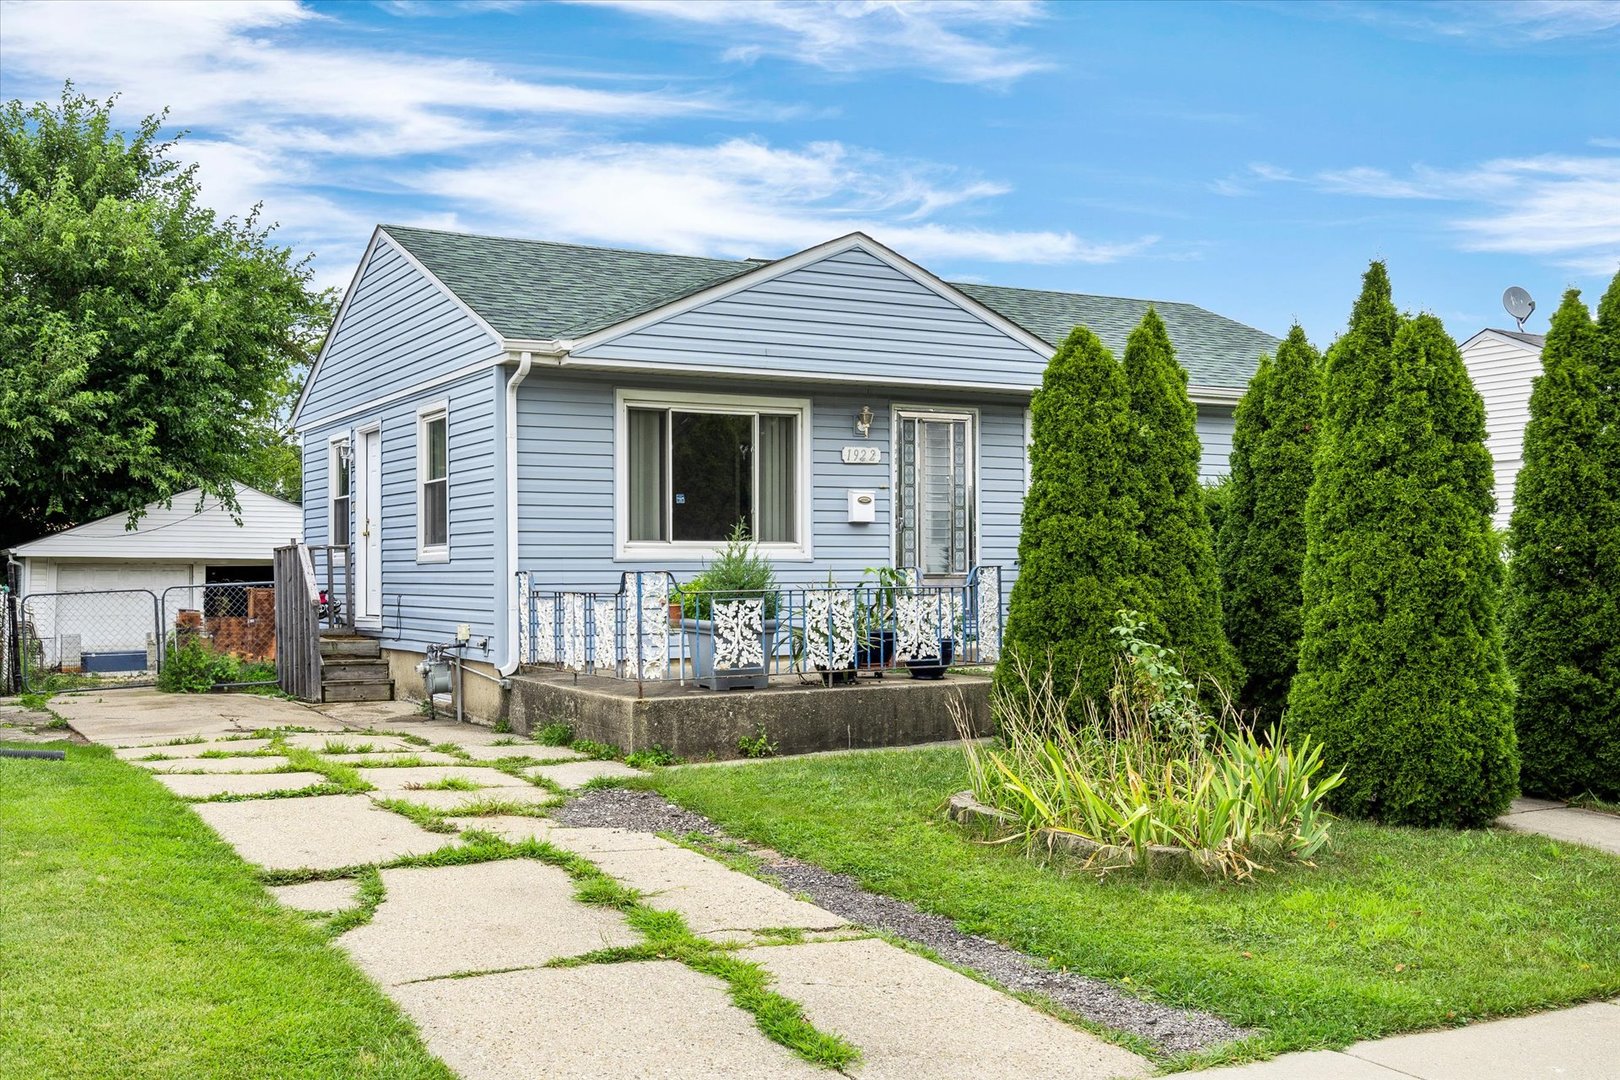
[895,411,975,582]
[355,425,383,621]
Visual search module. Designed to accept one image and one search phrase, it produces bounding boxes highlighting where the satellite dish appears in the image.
[1503,287,1535,331]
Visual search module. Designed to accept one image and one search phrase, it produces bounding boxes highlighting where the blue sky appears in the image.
[2,0,1616,345]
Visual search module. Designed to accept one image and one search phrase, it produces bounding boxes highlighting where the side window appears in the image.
[330,439,351,546]
[418,408,448,558]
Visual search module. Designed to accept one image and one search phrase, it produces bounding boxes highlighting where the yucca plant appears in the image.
[957,615,1343,879]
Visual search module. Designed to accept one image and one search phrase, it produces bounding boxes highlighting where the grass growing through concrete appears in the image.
[0,741,451,1079]
[650,745,1620,1063]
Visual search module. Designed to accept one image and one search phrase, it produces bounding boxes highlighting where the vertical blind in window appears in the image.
[626,405,797,544]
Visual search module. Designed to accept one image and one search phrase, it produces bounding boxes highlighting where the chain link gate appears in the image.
[18,588,163,692]
[159,582,278,688]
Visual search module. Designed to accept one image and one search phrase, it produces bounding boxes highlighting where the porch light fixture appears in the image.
[854,405,874,438]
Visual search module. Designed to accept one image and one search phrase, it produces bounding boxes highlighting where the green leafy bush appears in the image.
[1219,324,1321,724]
[625,745,680,769]
[963,614,1342,879]
[1505,278,1620,800]
[676,522,780,620]
[1289,264,1517,827]
[157,638,275,694]
[1200,476,1231,541]
[997,326,1146,707]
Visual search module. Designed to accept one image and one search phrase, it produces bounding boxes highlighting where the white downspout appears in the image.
[497,350,535,677]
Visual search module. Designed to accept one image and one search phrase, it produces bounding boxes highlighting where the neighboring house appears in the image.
[6,483,301,670]
[1460,328,1545,529]
[291,226,1278,717]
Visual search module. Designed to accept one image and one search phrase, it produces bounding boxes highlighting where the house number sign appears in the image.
[840,446,882,464]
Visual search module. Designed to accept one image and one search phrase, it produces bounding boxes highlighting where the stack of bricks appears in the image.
[197,589,277,661]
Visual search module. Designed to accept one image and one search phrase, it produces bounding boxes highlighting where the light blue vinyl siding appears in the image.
[515,372,1027,593]
[569,248,1051,387]
[1195,407,1236,480]
[298,237,503,426]
[302,370,501,654]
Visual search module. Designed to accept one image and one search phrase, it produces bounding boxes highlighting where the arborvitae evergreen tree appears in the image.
[1219,325,1321,723]
[1289,265,1517,827]
[1506,282,1620,800]
[1120,308,1242,694]
[996,326,1145,704]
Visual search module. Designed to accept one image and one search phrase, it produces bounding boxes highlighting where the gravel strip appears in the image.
[557,788,1250,1056]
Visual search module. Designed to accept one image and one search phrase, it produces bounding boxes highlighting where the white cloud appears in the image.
[407,137,1154,264]
[1230,154,1620,272]
[580,0,1052,85]
[1302,1,1620,44]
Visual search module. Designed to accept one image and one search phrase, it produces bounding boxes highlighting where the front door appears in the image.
[355,425,383,622]
[894,410,974,581]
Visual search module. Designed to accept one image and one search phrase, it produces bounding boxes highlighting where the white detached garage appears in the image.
[7,484,301,672]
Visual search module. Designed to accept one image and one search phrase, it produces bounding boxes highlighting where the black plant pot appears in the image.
[857,629,897,670]
[905,637,954,680]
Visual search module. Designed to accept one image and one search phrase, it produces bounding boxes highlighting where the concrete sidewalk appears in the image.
[1498,797,1620,856]
[1203,1000,1620,1079]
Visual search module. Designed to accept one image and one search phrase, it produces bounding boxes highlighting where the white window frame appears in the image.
[328,433,352,549]
[416,400,450,563]
[614,388,814,562]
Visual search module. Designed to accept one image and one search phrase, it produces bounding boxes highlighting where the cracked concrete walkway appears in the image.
[1497,797,1620,856]
[74,690,1151,1079]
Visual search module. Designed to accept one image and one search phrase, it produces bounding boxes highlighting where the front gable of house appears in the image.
[567,237,1053,390]
[293,231,504,429]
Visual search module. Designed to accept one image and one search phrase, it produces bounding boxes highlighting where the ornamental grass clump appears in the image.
[959,613,1343,880]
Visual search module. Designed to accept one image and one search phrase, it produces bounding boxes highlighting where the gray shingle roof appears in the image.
[382,225,1277,391]
[1490,328,1546,349]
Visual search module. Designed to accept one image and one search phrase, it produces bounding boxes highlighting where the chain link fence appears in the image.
[159,582,278,687]
[18,588,163,692]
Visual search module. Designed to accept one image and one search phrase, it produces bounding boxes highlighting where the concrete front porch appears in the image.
[508,669,990,760]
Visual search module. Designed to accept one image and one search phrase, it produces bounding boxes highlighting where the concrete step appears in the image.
[320,636,382,659]
[322,680,394,703]
[321,658,391,683]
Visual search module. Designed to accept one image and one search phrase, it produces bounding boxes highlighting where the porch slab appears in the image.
[338,861,635,984]
[268,878,360,913]
[388,961,823,1080]
[509,670,990,760]
[136,755,293,774]
[527,760,646,789]
[367,786,558,812]
[152,770,328,798]
[193,794,450,871]
[353,765,529,789]
[741,938,1151,1080]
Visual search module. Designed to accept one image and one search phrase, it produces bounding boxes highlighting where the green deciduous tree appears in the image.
[0,86,330,546]
[1505,279,1620,800]
[1120,308,1242,696]
[1289,264,1517,827]
[1219,324,1321,724]
[996,326,1146,705]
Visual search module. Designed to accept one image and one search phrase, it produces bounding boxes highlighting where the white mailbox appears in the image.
[847,489,876,524]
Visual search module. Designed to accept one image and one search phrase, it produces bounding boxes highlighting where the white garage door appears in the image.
[48,562,192,656]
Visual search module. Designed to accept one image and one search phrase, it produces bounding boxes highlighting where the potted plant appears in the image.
[784,572,858,686]
[903,591,962,680]
[678,524,780,690]
[855,566,907,671]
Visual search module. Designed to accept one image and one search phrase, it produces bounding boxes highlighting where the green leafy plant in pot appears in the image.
[677,523,780,690]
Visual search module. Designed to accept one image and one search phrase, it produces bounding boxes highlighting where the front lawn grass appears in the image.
[0,741,452,1079]
[650,746,1620,1063]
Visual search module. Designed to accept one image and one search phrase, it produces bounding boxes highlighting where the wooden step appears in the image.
[320,636,382,659]
[322,679,394,703]
[320,658,390,682]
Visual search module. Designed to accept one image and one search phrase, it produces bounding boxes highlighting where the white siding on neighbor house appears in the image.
[9,484,299,561]
[301,362,503,656]
[569,247,1053,388]
[297,236,503,426]
[1195,407,1236,481]
[1462,332,1542,528]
